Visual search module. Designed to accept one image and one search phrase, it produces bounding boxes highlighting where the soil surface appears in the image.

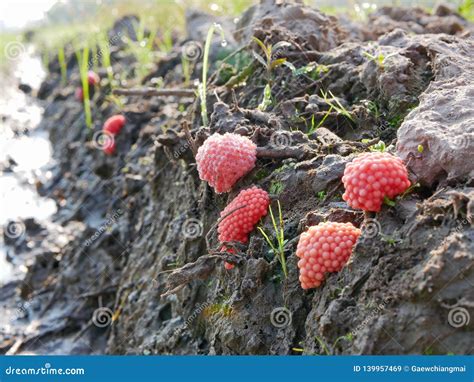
[1,1,473,355]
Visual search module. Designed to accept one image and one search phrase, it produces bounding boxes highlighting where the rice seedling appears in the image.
[123,19,159,81]
[258,200,288,278]
[181,55,192,86]
[200,23,226,126]
[57,45,67,85]
[98,32,114,86]
[459,0,474,21]
[75,45,93,129]
[157,29,173,53]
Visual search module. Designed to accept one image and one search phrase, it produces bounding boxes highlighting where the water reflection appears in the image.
[0,47,57,283]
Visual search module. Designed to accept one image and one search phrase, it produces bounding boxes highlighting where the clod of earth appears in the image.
[296,222,361,289]
[342,152,411,212]
[196,132,257,193]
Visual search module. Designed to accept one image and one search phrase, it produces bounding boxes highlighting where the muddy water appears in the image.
[0,46,56,283]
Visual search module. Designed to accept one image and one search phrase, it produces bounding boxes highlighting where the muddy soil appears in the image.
[1,1,473,355]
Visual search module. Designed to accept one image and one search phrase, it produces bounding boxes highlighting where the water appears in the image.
[0,45,57,283]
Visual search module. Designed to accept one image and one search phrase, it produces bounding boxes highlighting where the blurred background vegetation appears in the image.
[0,0,472,72]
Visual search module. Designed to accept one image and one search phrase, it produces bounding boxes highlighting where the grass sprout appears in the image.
[258,200,288,278]
[315,333,353,355]
[252,37,291,80]
[57,45,67,85]
[257,83,272,111]
[320,89,354,122]
[200,23,225,126]
[75,46,92,129]
[98,32,114,86]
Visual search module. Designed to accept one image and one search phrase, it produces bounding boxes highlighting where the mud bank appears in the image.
[1,2,473,355]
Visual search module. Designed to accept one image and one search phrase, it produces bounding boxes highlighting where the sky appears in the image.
[0,0,58,30]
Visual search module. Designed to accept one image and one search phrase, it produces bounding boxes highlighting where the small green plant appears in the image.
[363,51,385,68]
[252,37,291,80]
[315,333,353,355]
[199,23,226,126]
[366,140,386,152]
[98,32,114,86]
[306,114,317,135]
[203,301,233,318]
[383,195,396,207]
[156,29,173,53]
[320,89,354,122]
[57,45,67,85]
[253,168,270,181]
[181,55,191,86]
[75,46,92,129]
[269,180,284,195]
[459,0,474,21]
[257,83,272,111]
[317,190,327,202]
[381,234,402,246]
[388,114,403,129]
[367,100,381,119]
[258,200,288,278]
[123,19,158,80]
[315,107,333,130]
